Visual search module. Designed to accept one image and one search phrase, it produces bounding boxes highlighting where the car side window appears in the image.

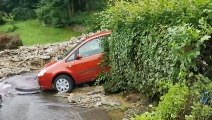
[66,53,75,62]
[79,38,103,58]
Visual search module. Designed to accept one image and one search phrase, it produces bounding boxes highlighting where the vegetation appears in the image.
[135,78,212,120]
[0,20,80,45]
[0,0,40,20]
[36,0,108,27]
[98,0,212,119]
[0,0,211,119]
[99,0,212,97]
[0,0,108,27]
[0,0,108,45]
[135,83,189,120]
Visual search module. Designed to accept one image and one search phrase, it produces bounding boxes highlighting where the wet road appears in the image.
[0,73,110,120]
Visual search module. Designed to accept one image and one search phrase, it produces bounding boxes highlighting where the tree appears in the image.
[36,0,108,27]
[36,0,70,27]
[1,0,40,20]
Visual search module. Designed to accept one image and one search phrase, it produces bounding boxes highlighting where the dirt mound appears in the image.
[0,34,23,50]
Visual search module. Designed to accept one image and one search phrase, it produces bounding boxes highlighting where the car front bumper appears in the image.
[38,74,53,90]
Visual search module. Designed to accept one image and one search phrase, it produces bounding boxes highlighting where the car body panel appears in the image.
[38,31,111,90]
[74,53,103,83]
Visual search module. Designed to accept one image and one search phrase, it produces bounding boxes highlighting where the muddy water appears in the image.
[0,93,83,120]
[109,110,125,120]
[70,85,125,120]
[0,73,124,120]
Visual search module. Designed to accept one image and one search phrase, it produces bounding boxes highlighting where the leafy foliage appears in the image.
[185,75,212,120]
[36,0,108,27]
[0,12,5,25]
[36,0,70,27]
[0,0,108,27]
[1,0,39,20]
[135,84,189,120]
[135,75,212,120]
[99,0,212,98]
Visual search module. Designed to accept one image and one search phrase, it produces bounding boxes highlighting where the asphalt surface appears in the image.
[0,73,110,120]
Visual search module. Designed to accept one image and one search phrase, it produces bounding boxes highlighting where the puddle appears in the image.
[109,110,125,120]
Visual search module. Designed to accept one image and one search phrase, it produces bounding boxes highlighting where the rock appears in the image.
[68,93,82,103]
[81,96,91,103]
[30,66,39,70]
[38,55,51,60]
[101,101,121,107]
[11,58,20,62]
[18,68,31,74]
[94,102,102,107]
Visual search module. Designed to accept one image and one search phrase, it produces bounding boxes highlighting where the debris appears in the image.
[67,86,121,108]
[0,33,99,78]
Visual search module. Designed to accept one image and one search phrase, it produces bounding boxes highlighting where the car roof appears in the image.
[84,31,112,41]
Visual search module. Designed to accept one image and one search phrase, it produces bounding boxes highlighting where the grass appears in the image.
[0,20,81,46]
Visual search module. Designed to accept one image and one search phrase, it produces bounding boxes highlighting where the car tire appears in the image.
[53,75,74,93]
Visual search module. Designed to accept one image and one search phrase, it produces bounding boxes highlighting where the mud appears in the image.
[0,73,123,120]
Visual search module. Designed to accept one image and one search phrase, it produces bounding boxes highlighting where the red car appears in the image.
[37,31,111,92]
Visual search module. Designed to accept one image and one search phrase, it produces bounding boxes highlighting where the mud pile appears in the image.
[0,34,23,50]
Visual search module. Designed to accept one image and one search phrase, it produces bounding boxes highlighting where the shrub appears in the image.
[0,34,23,50]
[99,0,212,98]
[97,0,212,119]
[0,12,5,25]
[36,0,70,27]
[69,12,94,26]
[186,103,212,120]
[2,0,39,21]
[135,84,189,120]
[12,7,36,20]
[135,77,212,120]
[185,75,212,120]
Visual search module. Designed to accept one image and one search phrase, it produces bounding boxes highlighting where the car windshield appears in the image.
[62,41,83,59]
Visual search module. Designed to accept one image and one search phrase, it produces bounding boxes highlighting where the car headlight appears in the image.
[38,69,47,77]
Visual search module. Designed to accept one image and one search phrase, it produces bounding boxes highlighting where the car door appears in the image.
[74,38,103,83]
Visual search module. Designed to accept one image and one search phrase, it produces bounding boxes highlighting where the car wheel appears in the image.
[54,75,74,93]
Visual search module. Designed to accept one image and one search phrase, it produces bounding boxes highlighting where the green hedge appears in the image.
[135,83,189,120]
[135,78,212,120]
[98,0,212,98]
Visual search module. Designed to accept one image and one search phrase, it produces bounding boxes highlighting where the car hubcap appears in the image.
[56,78,70,92]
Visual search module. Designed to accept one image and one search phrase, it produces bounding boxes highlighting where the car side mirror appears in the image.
[76,54,82,60]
